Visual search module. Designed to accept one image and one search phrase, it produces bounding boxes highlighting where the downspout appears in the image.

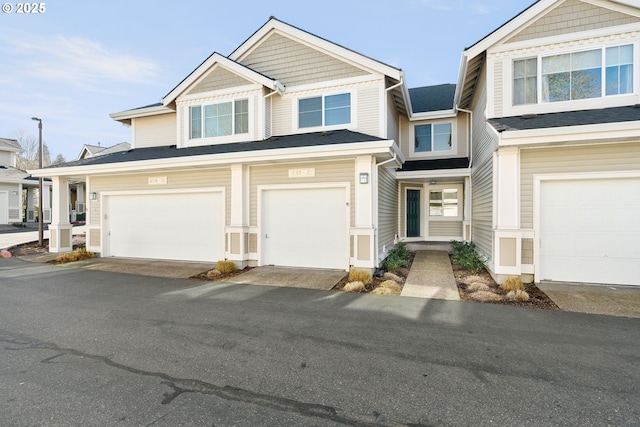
[456,106,473,241]
[376,152,397,168]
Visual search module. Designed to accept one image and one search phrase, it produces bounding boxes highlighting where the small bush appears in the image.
[507,290,530,301]
[450,240,485,272]
[343,281,365,292]
[215,260,237,274]
[467,282,491,292]
[382,242,411,271]
[55,247,94,263]
[468,291,504,302]
[349,267,372,285]
[501,276,524,291]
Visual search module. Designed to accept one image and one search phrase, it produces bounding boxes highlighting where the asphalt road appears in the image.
[0,258,638,426]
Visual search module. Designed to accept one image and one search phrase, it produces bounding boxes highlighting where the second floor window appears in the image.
[299,93,351,128]
[415,123,452,152]
[190,99,248,139]
[512,44,634,106]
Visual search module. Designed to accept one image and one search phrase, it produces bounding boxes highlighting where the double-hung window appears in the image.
[298,93,351,128]
[512,43,634,106]
[414,123,452,153]
[190,99,248,139]
[429,189,458,217]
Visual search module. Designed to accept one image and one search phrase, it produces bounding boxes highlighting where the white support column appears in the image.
[42,184,51,223]
[351,155,375,269]
[226,164,249,268]
[494,146,522,278]
[463,176,471,240]
[26,186,35,222]
[49,176,72,253]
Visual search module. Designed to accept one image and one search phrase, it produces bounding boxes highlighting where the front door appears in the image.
[406,189,420,238]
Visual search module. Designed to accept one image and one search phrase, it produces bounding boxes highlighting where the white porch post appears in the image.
[351,155,375,269]
[226,164,249,268]
[494,146,522,278]
[26,186,35,222]
[42,184,51,223]
[49,176,73,253]
[463,176,471,240]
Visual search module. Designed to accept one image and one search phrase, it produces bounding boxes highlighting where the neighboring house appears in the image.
[77,142,131,160]
[33,0,640,288]
[0,138,51,225]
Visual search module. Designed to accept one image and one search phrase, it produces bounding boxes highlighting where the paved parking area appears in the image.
[224,265,345,290]
[538,281,640,318]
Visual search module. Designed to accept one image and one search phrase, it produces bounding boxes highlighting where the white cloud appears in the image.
[0,30,159,91]
[417,0,495,15]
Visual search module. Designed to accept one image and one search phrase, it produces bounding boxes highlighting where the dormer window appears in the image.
[190,99,248,139]
[298,93,351,128]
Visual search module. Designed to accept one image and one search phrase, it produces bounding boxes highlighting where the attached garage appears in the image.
[260,186,349,270]
[105,190,224,262]
[539,177,640,286]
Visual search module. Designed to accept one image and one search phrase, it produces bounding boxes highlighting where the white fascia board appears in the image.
[30,140,397,178]
[395,168,471,180]
[409,109,457,121]
[453,53,468,107]
[110,104,175,122]
[229,19,402,81]
[162,53,279,107]
[498,121,640,146]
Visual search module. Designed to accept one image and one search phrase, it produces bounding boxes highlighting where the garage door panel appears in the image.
[107,192,223,262]
[262,187,347,270]
[540,178,640,286]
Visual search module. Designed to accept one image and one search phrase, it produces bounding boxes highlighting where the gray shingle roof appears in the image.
[0,138,21,151]
[488,106,640,132]
[50,130,385,169]
[408,84,456,113]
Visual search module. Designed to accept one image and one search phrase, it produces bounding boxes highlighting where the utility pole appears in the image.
[31,117,44,247]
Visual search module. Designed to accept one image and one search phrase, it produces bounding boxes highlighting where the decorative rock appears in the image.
[0,250,12,258]
[206,269,222,279]
[382,272,403,283]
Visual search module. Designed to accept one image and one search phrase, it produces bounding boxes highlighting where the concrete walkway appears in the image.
[401,250,460,300]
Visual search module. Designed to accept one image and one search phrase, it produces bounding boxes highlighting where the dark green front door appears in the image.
[406,189,420,238]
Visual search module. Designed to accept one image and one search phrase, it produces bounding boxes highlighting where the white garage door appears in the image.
[540,177,640,286]
[106,192,224,262]
[262,187,348,270]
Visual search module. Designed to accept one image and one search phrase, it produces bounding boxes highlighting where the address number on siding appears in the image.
[148,176,168,185]
[288,168,315,178]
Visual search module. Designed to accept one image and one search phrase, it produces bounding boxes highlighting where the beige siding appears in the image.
[507,0,640,44]
[358,84,382,137]
[0,152,12,165]
[522,238,534,265]
[249,160,355,227]
[265,89,272,139]
[377,166,398,257]
[271,95,291,136]
[471,158,494,262]
[239,32,369,87]
[429,221,463,237]
[520,142,640,229]
[90,168,232,228]
[187,66,253,96]
[386,91,399,142]
[133,113,176,149]
[399,116,410,159]
[471,66,497,167]
[457,114,469,158]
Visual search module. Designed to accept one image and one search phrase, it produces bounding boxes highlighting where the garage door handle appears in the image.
[265,234,269,239]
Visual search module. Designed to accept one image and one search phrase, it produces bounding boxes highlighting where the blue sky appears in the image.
[0,0,535,161]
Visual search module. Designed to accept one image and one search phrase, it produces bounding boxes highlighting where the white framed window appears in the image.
[190,99,248,139]
[511,43,635,107]
[298,93,351,129]
[414,123,452,153]
[429,188,459,217]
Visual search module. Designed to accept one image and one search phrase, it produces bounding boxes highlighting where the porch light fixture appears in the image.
[31,117,44,247]
[89,192,97,201]
[359,173,369,184]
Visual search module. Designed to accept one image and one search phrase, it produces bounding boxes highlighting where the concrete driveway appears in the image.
[538,281,640,318]
[224,265,345,290]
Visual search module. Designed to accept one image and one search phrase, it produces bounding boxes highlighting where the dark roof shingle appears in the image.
[408,84,456,113]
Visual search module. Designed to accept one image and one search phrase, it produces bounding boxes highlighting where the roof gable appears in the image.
[187,65,254,96]
[230,17,403,83]
[163,53,282,106]
[506,0,640,44]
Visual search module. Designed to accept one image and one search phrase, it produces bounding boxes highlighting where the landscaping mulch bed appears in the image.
[451,255,560,310]
[331,252,415,295]
[5,235,87,258]
[189,267,254,282]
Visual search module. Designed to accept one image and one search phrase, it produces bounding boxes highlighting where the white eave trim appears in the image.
[229,19,403,81]
[110,104,175,122]
[30,140,401,177]
[395,168,471,180]
[162,53,283,107]
[409,109,457,121]
[497,120,640,146]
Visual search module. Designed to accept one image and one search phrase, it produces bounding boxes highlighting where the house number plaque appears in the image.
[288,168,315,178]
[148,176,168,185]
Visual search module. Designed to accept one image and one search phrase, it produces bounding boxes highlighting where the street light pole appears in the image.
[31,117,43,247]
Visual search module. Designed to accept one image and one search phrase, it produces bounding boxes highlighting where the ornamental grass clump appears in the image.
[215,260,237,274]
[348,267,372,285]
[343,281,365,292]
[500,276,524,291]
[507,289,530,301]
[54,247,94,263]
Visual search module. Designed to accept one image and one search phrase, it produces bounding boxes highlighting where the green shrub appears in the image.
[382,242,411,271]
[450,240,485,273]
